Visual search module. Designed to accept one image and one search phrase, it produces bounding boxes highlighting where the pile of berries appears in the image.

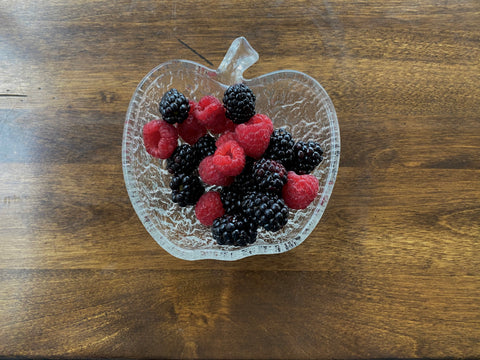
[143,84,324,247]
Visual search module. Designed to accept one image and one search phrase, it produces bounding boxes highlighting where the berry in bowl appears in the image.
[122,37,340,261]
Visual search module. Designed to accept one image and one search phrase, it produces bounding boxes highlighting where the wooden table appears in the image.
[1,0,479,358]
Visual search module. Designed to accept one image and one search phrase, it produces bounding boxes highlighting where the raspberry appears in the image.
[235,114,274,159]
[143,119,178,159]
[166,143,198,175]
[290,140,324,174]
[169,173,205,207]
[252,158,288,195]
[215,131,237,148]
[198,155,234,186]
[194,95,235,134]
[223,83,256,124]
[212,214,258,246]
[282,171,319,209]
[159,88,190,124]
[263,128,295,168]
[195,191,225,226]
[193,134,216,162]
[177,100,207,145]
[242,191,289,232]
[213,140,246,177]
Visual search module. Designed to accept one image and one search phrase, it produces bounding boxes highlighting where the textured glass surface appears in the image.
[122,37,340,261]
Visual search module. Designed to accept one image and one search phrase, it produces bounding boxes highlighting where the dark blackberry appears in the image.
[242,192,289,232]
[252,158,288,195]
[290,140,324,174]
[229,156,257,193]
[169,173,204,207]
[159,88,190,124]
[193,134,216,161]
[166,144,198,175]
[219,157,258,215]
[263,128,295,167]
[222,83,256,124]
[220,187,244,215]
[212,214,258,246]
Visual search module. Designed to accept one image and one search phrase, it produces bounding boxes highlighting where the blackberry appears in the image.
[159,88,190,124]
[220,187,244,215]
[169,173,204,207]
[166,144,198,175]
[242,192,289,232]
[263,128,295,167]
[252,158,288,195]
[219,158,257,215]
[212,214,258,246]
[193,134,216,162]
[222,83,256,124]
[229,156,257,193]
[290,140,324,174]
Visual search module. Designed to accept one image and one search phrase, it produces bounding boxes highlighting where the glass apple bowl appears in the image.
[122,37,340,261]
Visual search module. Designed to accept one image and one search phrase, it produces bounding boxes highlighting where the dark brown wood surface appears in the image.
[1,0,479,358]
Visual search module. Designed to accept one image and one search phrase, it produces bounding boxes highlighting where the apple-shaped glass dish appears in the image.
[122,37,340,261]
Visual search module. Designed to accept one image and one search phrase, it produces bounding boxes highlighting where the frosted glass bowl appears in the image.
[122,37,340,261]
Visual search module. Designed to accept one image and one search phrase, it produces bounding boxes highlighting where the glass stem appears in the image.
[216,37,259,85]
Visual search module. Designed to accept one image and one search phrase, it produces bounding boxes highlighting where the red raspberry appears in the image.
[143,119,178,159]
[282,171,319,209]
[215,130,237,148]
[234,114,274,159]
[198,155,234,186]
[213,140,246,177]
[195,191,225,226]
[194,95,235,134]
[177,100,207,145]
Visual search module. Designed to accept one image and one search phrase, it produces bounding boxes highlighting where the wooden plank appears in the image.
[0,164,478,273]
[0,269,478,358]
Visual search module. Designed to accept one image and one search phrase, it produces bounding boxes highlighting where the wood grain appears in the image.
[1,0,479,358]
